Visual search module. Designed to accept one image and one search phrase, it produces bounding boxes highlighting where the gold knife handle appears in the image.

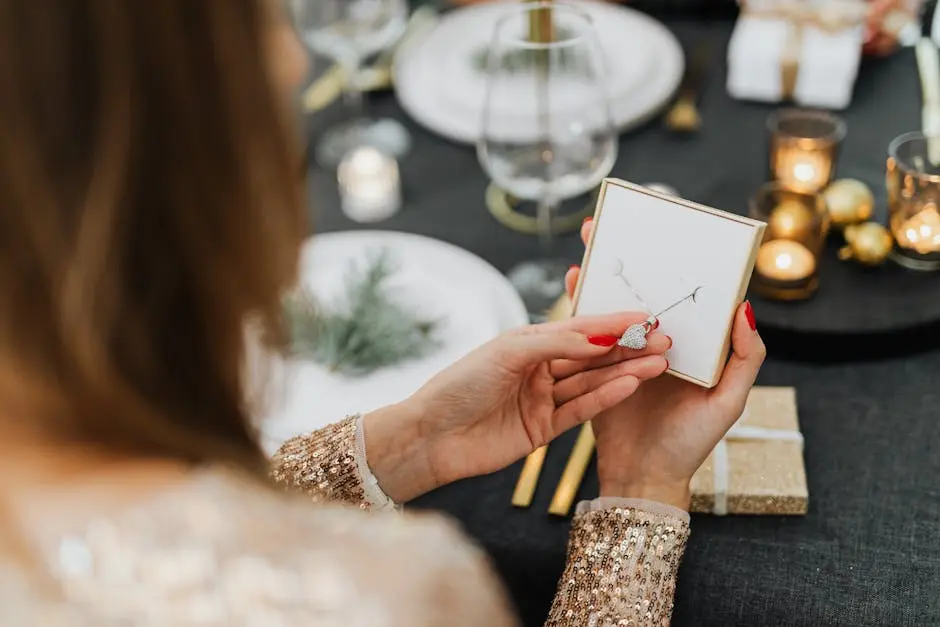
[548,423,596,516]
[511,446,548,508]
[302,64,345,113]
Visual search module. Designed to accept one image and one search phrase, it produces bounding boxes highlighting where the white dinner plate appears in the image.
[258,231,529,453]
[393,0,684,144]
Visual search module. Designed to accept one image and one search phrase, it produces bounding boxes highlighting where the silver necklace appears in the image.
[612,260,701,350]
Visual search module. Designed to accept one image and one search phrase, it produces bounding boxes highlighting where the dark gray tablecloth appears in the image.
[306,19,939,627]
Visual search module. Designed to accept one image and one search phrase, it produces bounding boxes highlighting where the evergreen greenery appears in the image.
[283,250,441,375]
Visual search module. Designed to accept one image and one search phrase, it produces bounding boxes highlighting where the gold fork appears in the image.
[511,293,575,508]
[664,39,709,134]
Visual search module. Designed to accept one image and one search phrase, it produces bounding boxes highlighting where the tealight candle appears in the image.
[756,239,816,282]
[767,199,815,240]
[893,203,940,254]
[748,182,827,300]
[767,109,845,193]
[886,132,940,270]
[337,147,402,223]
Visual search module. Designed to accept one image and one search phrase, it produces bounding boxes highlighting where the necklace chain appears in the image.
[613,264,653,313]
[613,262,701,319]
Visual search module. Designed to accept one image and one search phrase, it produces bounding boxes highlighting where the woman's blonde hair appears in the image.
[0,0,305,472]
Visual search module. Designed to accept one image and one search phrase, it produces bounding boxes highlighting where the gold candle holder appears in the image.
[767,109,846,194]
[526,0,554,43]
[886,131,940,271]
[749,182,830,301]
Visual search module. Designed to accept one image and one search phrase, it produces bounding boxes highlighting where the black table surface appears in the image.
[306,18,940,627]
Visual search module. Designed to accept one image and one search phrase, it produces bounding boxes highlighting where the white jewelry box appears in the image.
[572,179,766,388]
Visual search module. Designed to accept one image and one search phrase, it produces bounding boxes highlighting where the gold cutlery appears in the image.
[302,7,438,113]
[512,292,594,515]
[511,445,547,507]
[664,39,709,134]
[511,293,572,508]
[547,423,595,516]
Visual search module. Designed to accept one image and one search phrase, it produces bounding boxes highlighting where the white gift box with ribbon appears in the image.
[727,0,867,110]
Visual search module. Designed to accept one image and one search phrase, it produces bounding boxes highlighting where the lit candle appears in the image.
[772,149,832,193]
[767,110,844,193]
[893,203,940,254]
[337,147,402,223]
[756,240,817,282]
[767,199,815,240]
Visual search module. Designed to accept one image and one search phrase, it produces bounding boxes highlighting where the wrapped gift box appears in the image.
[691,386,808,515]
[727,0,867,110]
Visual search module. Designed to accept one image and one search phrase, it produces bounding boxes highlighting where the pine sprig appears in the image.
[283,250,441,375]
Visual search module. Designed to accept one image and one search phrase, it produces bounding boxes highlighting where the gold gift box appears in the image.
[690,386,808,515]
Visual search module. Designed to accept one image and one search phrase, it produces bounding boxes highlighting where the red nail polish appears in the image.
[745,301,757,331]
[582,216,593,226]
[588,335,618,347]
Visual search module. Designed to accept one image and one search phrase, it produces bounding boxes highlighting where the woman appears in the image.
[0,1,763,625]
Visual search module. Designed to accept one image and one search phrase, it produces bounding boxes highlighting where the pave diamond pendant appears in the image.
[618,317,657,350]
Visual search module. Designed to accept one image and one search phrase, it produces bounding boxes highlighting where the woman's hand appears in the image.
[565,219,766,510]
[864,0,921,56]
[363,313,670,502]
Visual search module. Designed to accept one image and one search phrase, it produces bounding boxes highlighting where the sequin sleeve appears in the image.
[270,414,396,511]
[545,498,691,626]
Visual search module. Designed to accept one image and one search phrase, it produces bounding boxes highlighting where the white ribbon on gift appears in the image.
[711,408,805,516]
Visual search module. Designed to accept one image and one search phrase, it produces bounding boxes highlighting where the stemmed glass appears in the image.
[477,1,617,318]
[290,0,411,167]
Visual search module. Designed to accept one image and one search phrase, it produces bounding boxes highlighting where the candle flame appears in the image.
[894,204,940,254]
[792,162,816,183]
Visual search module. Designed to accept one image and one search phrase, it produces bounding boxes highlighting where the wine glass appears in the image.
[290,0,411,167]
[477,1,617,319]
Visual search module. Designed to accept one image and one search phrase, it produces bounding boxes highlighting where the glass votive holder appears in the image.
[886,131,940,271]
[749,182,830,301]
[767,109,846,194]
[337,147,402,223]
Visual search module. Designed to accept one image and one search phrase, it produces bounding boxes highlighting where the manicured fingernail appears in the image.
[568,264,578,272]
[582,216,593,226]
[588,335,618,347]
[745,301,757,331]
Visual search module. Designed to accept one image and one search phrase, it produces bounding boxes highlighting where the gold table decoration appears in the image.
[767,109,846,193]
[886,131,940,271]
[838,222,893,266]
[750,182,830,301]
[823,178,874,228]
[690,386,808,515]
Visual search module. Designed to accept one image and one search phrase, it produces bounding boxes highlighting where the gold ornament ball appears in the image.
[838,222,893,265]
[823,179,874,227]
[768,200,815,240]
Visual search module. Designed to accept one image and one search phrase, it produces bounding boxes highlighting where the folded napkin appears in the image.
[727,0,867,110]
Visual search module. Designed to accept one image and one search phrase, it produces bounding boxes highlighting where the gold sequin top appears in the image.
[3,416,690,626]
